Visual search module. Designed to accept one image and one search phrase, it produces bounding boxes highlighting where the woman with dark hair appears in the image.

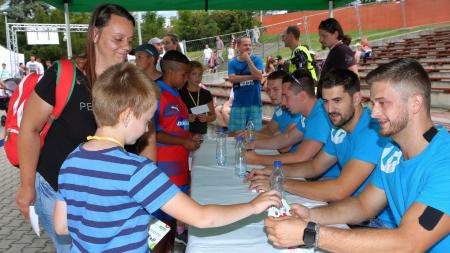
[317,18,358,98]
[15,4,135,252]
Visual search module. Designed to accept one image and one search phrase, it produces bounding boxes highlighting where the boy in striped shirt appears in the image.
[53,63,280,253]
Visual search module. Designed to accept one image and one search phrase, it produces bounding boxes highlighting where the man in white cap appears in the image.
[149,37,164,55]
[148,37,164,72]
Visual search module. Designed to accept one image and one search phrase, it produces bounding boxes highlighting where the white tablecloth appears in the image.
[186,137,342,253]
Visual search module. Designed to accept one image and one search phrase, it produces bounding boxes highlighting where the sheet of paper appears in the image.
[191,104,209,115]
[29,206,40,237]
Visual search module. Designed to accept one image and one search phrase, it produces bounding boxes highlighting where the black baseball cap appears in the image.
[129,43,159,58]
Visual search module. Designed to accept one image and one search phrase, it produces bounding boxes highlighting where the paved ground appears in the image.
[0,150,56,252]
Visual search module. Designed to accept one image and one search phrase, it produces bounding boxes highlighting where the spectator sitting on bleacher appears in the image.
[214,88,233,130]
[262,56,276,88]
[360,36,373,60]
[355,43,363,65]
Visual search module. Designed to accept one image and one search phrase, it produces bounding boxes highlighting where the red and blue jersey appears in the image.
[155,80,190,186]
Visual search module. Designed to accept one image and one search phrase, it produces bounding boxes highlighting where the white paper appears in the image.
[190,104,209,115]
[29,206,40,237]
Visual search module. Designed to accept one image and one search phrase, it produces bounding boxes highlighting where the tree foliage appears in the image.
[172,10,259,41]
[0,2,260,65]
[140,12,166,43]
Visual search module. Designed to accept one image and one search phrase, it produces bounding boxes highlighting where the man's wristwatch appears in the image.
[303,221,318,248]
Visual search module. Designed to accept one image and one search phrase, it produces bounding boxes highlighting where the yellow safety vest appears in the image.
[288,45,317,81]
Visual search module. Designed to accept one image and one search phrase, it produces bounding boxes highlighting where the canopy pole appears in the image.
[329,0,334,18]
[4,12,13,74]
[401,0,407,30]
[137,12,142,45]
[64,1,73,59]
[205,0,208,11]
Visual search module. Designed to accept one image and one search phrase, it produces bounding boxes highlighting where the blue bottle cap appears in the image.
[274,160,282,168]
[236,136,244,141]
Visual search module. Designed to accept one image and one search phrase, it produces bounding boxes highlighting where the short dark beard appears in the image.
[331,107,355,128]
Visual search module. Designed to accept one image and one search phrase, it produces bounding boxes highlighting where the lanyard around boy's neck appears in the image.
[187,87,200,107]
[87,135,124,148]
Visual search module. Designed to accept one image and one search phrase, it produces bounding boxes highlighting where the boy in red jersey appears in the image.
[153,50,200,253]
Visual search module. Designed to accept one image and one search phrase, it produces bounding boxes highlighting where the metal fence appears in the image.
[183,0,450,68]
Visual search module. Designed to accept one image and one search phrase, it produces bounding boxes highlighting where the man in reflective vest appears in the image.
[282,25,317,81]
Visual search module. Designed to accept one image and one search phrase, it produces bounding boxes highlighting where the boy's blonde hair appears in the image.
[92,63,159,127]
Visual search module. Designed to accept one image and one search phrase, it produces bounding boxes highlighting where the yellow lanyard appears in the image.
[87,135,124,148]
[188,88,200,107]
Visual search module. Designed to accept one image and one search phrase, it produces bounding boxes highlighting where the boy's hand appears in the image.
[249,177,271,193]
[234,130,247,138]
[250,190,281,215]
[197,114,207,123]
[188,114,196,123]
[244,166,273,182]
[183,138,200,151]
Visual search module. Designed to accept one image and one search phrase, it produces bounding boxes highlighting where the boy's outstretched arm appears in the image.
[156,131,200,151]
[54,200,69,235]
[161,190,281,228]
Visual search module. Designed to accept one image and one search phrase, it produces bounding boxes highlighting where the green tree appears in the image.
[2,1,89,63]
[172,10,258,41]
[140,12,166,42]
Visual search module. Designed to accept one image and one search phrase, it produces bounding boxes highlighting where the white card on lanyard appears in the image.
[148,219,171,250]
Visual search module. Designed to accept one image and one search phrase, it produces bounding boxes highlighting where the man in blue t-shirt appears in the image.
[249,69,395,229]
[227,36,264,131]
[239,70,300,153]
[246,69,340,179]
[264,59,449,252]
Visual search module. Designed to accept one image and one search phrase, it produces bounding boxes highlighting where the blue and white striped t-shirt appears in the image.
[57,145,179,253]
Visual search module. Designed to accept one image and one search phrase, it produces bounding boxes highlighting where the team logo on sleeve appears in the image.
[275,107,283,117]
[301,116,306,128]
[380,145,402,173]
[331,128,347,144]
[177,119,190,131]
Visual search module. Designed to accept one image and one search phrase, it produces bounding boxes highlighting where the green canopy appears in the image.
[44,0,353,12]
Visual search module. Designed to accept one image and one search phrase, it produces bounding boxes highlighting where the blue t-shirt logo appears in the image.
[380,146,402,174]
[331,128,347,144]
[300,116,306,128]
[275,107,283,117]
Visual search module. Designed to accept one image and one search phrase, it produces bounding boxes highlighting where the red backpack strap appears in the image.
[40,59,76,143]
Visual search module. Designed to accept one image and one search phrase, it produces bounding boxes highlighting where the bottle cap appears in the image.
[274,160,282,168]
[236,136,244,141]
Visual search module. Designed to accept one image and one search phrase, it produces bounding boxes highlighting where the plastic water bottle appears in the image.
[216,128,227,166]
[234,136,247,177]
[270,160,284,199]
[245,121,255,148]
